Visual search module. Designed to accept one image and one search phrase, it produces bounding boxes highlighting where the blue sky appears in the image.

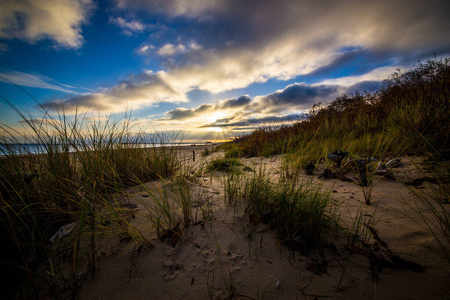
[1,0,449,142]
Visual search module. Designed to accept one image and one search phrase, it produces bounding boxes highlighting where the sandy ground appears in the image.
[76,146,450,299]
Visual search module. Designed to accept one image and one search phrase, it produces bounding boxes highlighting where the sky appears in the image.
[1,0,449,142]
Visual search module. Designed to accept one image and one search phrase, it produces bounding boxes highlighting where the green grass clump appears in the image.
[140,170,211,245]
[271,181,339,249]
[201,148,210,157]
[206,157,243,173]
[225,167,340,250]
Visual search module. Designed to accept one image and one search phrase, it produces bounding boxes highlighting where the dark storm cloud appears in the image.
[253,83,339,113]
[160,78,380,126]
[163,103,213,120]
[200,113,304,128]
[220,95,251,109]
[306,48,390,78]
[123,0,450,69]
[160,95,251,121]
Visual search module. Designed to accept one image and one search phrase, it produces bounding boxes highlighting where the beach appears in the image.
[73,146,450,299]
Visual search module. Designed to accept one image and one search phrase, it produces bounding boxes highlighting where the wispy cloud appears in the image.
[109,16,145,35]
[157,43,186,56]
[114,0,221,18]
[137,43,155,54]
[19,118,61,126]
[0,70,80,94]
[41,70,188,113]
[318,66,400,86]
[0,43,8,54]
[0,0,95,48]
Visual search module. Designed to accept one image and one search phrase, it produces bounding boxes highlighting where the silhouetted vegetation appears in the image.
[0,112,180,298]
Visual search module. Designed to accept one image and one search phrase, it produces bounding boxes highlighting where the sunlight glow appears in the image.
[205,111,228,124]
[208,127,223,132]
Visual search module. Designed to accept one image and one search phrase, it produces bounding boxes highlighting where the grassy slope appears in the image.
[222,58,450,160]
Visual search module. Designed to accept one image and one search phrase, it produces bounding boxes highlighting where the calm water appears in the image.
[0,142,212,156]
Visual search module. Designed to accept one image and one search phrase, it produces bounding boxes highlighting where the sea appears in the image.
[0,142,214,156]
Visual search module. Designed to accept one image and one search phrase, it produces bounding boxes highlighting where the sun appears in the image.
[205,111,227,124]
[209,127,223,132]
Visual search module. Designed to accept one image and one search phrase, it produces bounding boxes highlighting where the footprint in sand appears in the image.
[162,258,184,281]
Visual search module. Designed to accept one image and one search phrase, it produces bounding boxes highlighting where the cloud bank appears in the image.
[63,0,448,116]
[152,65,394,140]
[126,0,450,93]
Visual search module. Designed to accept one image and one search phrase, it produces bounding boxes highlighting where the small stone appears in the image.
[305,161,315,175]
[327,151,348,167]
[319,168,337,179]
[385,157,401,168]
[243,166,253,172]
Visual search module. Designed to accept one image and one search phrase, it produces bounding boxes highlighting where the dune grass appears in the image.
[395,153,450,263]
[221,57,450,160]
[0,106,180,297]
[224,166,341,250]
[206,157,243,173]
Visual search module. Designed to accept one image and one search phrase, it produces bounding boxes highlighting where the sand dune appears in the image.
[78,148,450,299]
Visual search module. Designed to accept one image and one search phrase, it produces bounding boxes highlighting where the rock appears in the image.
[339,176,354,182]
[49,222,76,244]
[350,157,376,172]
[319,168,337,179]
[327,151,348,167]
[374,168,387,176]
[376,157,400,170]
[305,161,315,175]
[405,177,439,186]
[243,166,253,172]
[385,157,401,168]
